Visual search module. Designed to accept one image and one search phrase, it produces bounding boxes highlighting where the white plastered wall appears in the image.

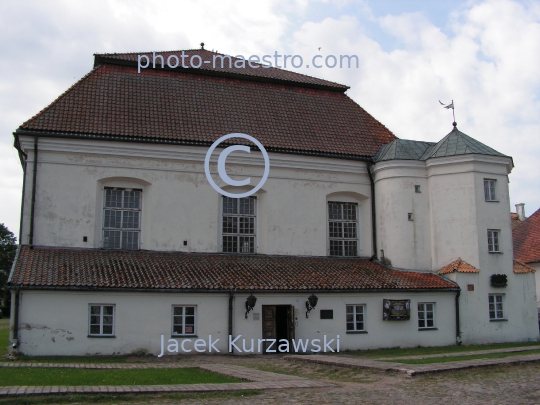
[17,290,457,356]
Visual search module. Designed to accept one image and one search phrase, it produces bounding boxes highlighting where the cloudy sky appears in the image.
[0,0,539,239]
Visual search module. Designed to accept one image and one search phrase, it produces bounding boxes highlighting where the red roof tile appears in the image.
[438,258,480,275]
[19,53,396,159]
[9,246,458,292]
[510,213,523,229]
[513,208,540,264]
[513,259,536,274]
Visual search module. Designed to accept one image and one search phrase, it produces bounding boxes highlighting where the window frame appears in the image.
[328,201,359,257]
[346,304,366,333]
[418,302,436,330]
[484,179,497,202]
[88,304,115,337]
[102,187,143,250]
[488,294,505,321]
[221,196,257,254]
[171,305,198,337]
[487,229,501,253]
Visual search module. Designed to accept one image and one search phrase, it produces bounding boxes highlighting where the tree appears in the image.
[0,224,17,313]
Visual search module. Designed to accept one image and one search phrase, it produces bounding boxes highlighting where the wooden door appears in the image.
[262,305,276,354]
[287,305,295,342]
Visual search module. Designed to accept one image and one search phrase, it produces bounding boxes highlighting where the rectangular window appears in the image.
[222,196,256,253]
[103,188,142,250]
[329,202,358,256]
[487,230,500,253]
[484,179,497,201]
[89,304,115,336]
[346,305,365,332]
[489,294,504,320]
[418,303,435,329]
[172,306,197,336]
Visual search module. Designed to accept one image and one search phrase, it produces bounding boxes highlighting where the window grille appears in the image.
[329,202,358,256]
[103,188,141,250]
[222,196,256,253]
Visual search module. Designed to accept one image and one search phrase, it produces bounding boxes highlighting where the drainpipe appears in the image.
[455,290,462,345]
[29,136,38,247]
[18,161,27,245]
[12,289,20,354]
[228,291,235,354]
[367,161,377,260]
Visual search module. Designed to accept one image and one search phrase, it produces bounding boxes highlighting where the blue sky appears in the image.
[0,0,538,238]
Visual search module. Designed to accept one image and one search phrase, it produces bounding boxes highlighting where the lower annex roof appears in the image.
[9,246,458,292]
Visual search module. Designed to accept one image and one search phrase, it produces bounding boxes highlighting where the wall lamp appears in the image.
[245,294,257,319]
[305,294,318,318]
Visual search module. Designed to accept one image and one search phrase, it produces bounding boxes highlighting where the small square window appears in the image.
[489,294,504,320]
[408,213,413,221]
[415,185,421,193]
[418,303,435,329]
[487,230,500,253]
[89,304,115,336]
[172,306,197,336]
[484,179,497,201]
[346,305,365,332]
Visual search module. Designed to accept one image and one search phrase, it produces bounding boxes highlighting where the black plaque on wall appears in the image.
[383,299,411,321]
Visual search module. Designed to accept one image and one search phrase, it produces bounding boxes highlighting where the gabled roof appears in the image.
[438,258,480,275]
[373,125,508,163]
[95,49,349,91]
[17,53,396,159]
[9,246,458,292]
[513,260,536,274]
[513,208,540,264]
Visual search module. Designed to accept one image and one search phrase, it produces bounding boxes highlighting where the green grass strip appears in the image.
[387,348,540,364]
[348,341,540,358]
[0,367,241,386]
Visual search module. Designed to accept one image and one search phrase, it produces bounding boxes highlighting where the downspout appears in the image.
[18,160,27,245]
[228,291,235,354]
[455,290,462,345]
[12,289,20,354]
[29,136,38,247]
[367,161,377,260]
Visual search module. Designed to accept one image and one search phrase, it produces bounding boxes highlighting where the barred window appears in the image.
[346,305,365,332]
[222,196,256,253]
[487,230,500,253]
[328,202,358,256]
[172,306,197,336]
[484,179,497,201]
[89,304,115,336]
[418,303,435,329]
[103,188,141,250]
[489,294,504,320]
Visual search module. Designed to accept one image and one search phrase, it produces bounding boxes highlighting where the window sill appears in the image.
[88,335,116,338]
[490,319,508,322]
[489,252,503,254]
[346,331,368,334]
[418,327,438,331]
[485,200,499,203]
[171,335,198,338]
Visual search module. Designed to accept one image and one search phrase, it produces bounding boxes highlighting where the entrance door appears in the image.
[262,305,295,353]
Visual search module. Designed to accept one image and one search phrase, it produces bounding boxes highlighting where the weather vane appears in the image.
[439,100,456,127]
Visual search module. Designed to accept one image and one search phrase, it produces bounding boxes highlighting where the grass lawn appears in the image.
[387,348,540,365]
[0,367,241,386]
[347,341,540,358]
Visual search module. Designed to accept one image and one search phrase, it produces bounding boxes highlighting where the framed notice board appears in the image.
[383,299,411,321]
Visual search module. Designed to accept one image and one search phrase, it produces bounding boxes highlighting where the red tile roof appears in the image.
[513,260,536,274]
[510,213,523,229]
[19,53,396,159]
[438,258,480,275]
[95,49,349,90]
[513,208,540,264]
[9,246,458,292]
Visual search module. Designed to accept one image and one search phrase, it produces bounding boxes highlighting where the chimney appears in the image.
[516,203,526,221]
